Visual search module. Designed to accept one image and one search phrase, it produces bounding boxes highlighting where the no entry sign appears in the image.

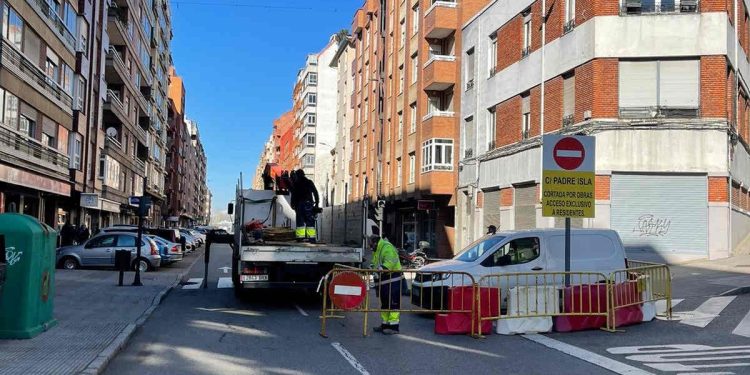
[542,135,596,218]
[328,271,366,310]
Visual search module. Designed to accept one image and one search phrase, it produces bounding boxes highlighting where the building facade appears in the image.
[293,37,339,192]
[329,31,355,207]
[346,0,488,257]
[458,0,750,261]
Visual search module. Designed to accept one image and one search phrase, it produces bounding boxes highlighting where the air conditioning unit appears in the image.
[680,0,698,12]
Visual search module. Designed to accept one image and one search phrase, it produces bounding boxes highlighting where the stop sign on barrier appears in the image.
[328,272,366,310]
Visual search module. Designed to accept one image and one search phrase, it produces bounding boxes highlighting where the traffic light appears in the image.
[373,206,384,222]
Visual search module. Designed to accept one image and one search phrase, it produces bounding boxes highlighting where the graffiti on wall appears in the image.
[633,214,672,237]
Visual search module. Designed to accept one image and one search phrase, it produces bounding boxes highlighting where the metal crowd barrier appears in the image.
[608,262,673,328]
[476,271,611,333]
[320,268,477,337]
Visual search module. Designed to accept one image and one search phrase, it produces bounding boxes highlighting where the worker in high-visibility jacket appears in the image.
[369,232,403,334]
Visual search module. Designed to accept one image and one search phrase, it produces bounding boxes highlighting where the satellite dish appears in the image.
[106,127,118,138]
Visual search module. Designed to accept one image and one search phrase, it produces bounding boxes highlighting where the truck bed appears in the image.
[239,242,362,263]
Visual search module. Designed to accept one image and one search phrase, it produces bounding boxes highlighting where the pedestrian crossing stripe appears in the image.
[658,296,750,338]
[180,277,233,290]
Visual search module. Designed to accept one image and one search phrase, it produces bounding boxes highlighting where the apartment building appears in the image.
[252,134,275,189]
[347,0,487,257]
[458,0,749,261]
[0,0,85,227]
[273,110,295,171]
[329,31,355,206]
[293,37,339,192]
[185,118,208,224]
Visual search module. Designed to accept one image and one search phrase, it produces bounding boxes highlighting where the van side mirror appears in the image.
[227,203,234,215]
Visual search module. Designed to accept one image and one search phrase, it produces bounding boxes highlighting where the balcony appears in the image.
[1,40,73,112]
[26,0,76,50]
[107,8,131,48]
[424,1,458,39]
[105,47,129,84]
[104,89,129,125]
[0,124,69,177]
[423,55,456,91]
[421,111,456,139]
[352,9,366,33]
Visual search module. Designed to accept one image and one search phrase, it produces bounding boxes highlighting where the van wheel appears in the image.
[60,257,79,270]
[132,258,150,273]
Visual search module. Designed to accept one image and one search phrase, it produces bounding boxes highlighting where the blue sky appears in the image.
[170,0,360,217]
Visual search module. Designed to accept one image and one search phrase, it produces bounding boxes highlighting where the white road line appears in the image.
[396,334,501,358]
[680,296,736,328]
[331,342,370,375]
[182,278,204,290]
[733,308,750,337]
[655,299,684,315]
[217,277,233,289]
[294,305,309,317]
[523,334,653,375]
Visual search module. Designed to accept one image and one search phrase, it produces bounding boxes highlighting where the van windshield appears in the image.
[453,236,505,262]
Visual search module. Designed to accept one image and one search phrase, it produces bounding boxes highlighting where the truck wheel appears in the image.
[60,257,79,270]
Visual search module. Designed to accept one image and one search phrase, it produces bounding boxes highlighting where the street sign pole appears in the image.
[133,177,148,286]
[565,217,571,286]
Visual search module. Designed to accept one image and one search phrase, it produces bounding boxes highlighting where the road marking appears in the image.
[218,266,231,274]
[182,278,203,290]
[523,334,653,375]
[680,296,736,328]
[331,342,370,375]
[294,304,309,317]
[608,344,750,373]
[397,334,501,358]
[217,277,233,289]
[733,309,750,337]
[655,299,684,315]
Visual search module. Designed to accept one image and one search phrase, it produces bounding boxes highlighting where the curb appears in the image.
[80,247,205,375]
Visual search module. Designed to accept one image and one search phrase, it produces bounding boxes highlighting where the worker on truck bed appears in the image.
[370,229,403,335]
[290,169,319,242]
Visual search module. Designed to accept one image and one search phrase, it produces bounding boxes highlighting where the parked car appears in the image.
[147,235,183,264]
[411,229,628,309]
[180,229,203,246]
[56,232,161,272]
[180,232,199,249]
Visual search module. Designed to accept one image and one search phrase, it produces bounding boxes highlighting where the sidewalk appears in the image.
[0,254,199,375]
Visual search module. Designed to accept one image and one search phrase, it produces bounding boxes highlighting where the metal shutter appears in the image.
[611,174,707,255]
[514,184,536,229]
[619,61,657,108]
[659,59,700,108]
[563,74,575,117]
[483,190,500,230]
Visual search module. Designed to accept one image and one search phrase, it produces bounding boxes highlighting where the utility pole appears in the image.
[133,177,148,286]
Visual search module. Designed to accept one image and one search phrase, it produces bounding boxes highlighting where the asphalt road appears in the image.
[105,244,750,375]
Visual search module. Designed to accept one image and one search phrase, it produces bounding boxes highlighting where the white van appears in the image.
[411,228,627,309]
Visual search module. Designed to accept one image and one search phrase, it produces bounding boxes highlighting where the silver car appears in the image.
[56,232,161,272]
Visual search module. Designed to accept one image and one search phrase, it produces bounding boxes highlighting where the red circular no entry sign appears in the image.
[553,137,586,170]
[328,271,367,310]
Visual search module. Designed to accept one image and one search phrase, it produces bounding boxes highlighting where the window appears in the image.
[3,4,23,50]
[304,154,315,166]
[465,48,475,90]
[86,235,117,248]
[409,102,417,133]
[455,236,505,262]
[4,92,19,129]
[463,116,475,159]
[307,93,317,106]
[399,64,404,93]
[117,234,138,248]
[104,156,121,189]
[98,155,105,179]
[408,153,415,183]
[563,72,575,126]
[400,18,406,46]
[421,138,454,172]
[397,110,403,139]
[522,93,531,140]
[411,53,418,84]
[308,72,318,85]
[75,76,86,111]
[487,107,496,150]
[78,18,89,56]
[523,11,532,57]
[306,133,316,146]
[625,0,686,14]
[483,237,540,267]
[488,34,497,77]
[41,117,57,148]
[62,64,74,96]
[19,115,36,138]
[618,59,700,118]
[64,1,76,33]
[306,113,316,125]
[412,3,419,34]
[396,158,402,186]
[46,50,61,85]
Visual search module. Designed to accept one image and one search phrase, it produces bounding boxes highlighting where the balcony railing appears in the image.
[623,0,698,14]
[134,157,146,173]
[106,89,125,111]
[422,110,455,121]
[26,0,76,49]
[2,39,73,110]
[0,124,69,172]
[424,54,456,68]
[108,46,126,72]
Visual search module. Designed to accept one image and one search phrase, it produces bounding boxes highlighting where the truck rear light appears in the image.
[242,265,267,275]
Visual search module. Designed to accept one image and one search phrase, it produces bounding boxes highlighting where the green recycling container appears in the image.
[0,213,58,339]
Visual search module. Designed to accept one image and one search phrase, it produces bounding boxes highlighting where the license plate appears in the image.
[241,275,268,282]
